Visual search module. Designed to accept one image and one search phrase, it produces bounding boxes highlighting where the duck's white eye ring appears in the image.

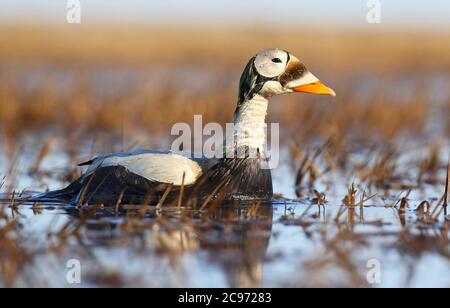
[254,49,288,77]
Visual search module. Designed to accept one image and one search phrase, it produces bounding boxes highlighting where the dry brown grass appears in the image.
[0,25,449,143]
[1,25,450,72]
[0,65,445,143]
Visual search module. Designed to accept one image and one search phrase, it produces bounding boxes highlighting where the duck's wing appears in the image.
[81,149,218,186]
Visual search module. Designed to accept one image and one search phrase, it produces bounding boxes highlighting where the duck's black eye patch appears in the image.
[272,58,283,63]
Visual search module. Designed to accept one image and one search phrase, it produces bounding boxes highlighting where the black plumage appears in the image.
[30,157,273,206]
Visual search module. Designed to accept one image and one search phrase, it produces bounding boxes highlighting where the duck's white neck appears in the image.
[225,95,269,157]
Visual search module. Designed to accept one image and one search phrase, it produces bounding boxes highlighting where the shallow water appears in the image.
[0,194,449,287]
[1,144,449,287]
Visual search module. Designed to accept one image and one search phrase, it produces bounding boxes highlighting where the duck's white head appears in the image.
[229,49,336,155]
[237,48,335,105]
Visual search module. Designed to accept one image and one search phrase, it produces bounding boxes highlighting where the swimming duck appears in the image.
[32,49,335,205]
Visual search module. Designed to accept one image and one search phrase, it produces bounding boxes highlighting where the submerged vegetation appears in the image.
[0,26,449,287]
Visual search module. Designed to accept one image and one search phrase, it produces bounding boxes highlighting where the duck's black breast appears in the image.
[191,157,273,201]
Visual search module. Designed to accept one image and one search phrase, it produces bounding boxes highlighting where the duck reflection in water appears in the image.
[65,201,274,288]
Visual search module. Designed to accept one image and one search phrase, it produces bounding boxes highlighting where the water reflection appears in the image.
[64,202,274,288]
[1,192,450,287]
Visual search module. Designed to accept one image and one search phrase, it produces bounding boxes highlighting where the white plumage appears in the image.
[254,49,289,77]
[285,71,320,89]
[229,95,269,156]
[85,150,213,186]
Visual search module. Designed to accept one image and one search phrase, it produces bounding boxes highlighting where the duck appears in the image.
[31,49,335,206]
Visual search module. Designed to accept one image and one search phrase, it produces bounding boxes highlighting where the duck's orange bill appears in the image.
[291,81,336,96]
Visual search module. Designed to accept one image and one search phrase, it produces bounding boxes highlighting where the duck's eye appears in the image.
[272,58,283,64]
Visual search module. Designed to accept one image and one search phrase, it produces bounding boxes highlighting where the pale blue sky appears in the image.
[1,0,449,29]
